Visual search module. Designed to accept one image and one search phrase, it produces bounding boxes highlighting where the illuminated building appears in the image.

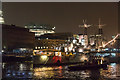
[25,24,55,38]
[0,10,5,24]
[35,39,65,50]
[34,33,73,51]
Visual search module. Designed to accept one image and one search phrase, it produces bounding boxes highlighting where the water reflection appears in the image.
[33,66,91,79]
[2,62,120,79]
[100,63,120,79]
[33,63,120,79]
[2,62,33,79]
[33,66,64,79]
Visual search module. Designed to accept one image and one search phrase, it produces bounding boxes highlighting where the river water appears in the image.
[2,61,120,80]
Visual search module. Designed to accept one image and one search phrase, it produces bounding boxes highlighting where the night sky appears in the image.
[2,2,118,40]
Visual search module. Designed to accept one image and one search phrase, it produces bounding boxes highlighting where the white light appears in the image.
[20,48,26,51]
[2,50,4,52]
[105,48,109,51]
[68,47,72,51]
[0,17,4,23]
[80,55,88,62]
[79,48,83,52]
[73,48,75,52]
[0,11,2,15]
[41,55,48,60]
[91,49,95,51]
[52,27,56,30]
[110,63,116,66]
[35,47,37,49]
[73,53,76,54]
[55,52,61,56]
[76,43,80,45]
[111,53,116,57]
[4,46,6,49]
[66,52,68,55]
[64,47,68,52]
[19,64,25,71]
[25,26,27,28]
[56,47,58,50]
[113,48,116,51]
[73,39,77,44]
[0,10,4,24]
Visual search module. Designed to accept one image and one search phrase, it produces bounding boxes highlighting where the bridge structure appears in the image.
[102,34,120,48]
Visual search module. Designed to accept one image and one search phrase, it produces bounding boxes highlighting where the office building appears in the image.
[25,24,55,38]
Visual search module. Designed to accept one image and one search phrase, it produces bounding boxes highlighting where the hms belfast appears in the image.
[31,19,107,65]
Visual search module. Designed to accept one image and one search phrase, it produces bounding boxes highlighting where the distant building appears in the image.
[34,32,73,51]
[25,23,55,38]
[2,24,35,52]
[0,10,4,24]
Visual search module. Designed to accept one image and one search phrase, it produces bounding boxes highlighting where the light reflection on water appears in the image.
[100,63,120,79]
[2,62,120,80]
[33,63,120,79]
[2,62,33,79]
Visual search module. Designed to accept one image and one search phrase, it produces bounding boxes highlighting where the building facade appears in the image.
[34,33,73,51]
[0,10,4,24]
[25,24,55,38]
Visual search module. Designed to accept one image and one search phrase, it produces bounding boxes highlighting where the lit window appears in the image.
[35,47,37,49]
[38,47,40,49]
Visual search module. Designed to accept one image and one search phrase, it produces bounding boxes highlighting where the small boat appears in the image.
[68,63,107,70]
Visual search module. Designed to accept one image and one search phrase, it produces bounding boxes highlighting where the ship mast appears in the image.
[79,19,91,35]
[97,18,105,48]
[98,18,105,35]
[79,19,92,48]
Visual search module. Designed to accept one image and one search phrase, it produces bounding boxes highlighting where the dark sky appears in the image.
[2,2,118,40]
